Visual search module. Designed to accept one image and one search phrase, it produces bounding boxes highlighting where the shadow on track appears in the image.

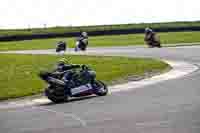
[37,95,98,106]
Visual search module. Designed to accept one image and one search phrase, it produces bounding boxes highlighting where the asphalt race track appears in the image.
[1,46,200,133]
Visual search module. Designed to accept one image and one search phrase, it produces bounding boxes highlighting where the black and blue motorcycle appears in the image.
[56,41,67,53]
[39,65,108,103]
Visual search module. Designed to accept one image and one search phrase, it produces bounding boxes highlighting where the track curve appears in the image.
[1,46,200,133]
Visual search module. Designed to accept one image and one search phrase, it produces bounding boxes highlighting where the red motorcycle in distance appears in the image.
[144,28,162,48]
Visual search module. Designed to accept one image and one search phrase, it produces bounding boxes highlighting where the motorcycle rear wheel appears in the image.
[45,86,69,103]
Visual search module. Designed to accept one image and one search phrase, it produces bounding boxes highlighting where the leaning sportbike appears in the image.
[74,37,88,51]
[39,65,108,103]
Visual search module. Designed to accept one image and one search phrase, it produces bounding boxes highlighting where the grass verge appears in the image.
[0,54,169,100]
[0,31,200,51]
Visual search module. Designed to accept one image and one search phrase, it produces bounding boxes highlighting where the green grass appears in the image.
[0,21,200,37]
[0,31,200,51]
[0,54,169,100]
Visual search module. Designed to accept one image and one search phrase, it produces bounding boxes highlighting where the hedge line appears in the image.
[1,21,200,41]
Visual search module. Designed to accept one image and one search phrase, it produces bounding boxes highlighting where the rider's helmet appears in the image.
[58,58,69,65]
[81,32,88,38]
[145,27,153,34]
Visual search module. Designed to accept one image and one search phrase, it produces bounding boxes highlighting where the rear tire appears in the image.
[45,86,69,103]
[156,42,162,48]
[93,80,108,96]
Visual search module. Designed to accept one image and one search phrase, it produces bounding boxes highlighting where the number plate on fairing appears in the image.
[71,84,93,95]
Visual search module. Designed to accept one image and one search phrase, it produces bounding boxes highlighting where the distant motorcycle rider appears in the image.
[56,41,67,54]
[144,28,161,48]
[80,32,88,41]
[75,32,88,51]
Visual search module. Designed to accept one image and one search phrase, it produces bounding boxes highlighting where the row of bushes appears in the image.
[0,21,200,41]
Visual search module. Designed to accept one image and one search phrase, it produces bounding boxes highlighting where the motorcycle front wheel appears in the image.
[93,80,108,96]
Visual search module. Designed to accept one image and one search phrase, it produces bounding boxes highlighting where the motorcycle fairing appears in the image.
[71,83,93,96]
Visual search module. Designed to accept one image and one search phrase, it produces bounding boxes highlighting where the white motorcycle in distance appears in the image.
[74,37,88,52]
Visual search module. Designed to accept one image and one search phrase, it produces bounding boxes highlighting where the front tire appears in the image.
[93,80,108,96]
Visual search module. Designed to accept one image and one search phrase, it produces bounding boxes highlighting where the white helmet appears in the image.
[82,32,88,37]
[145,27,153,33]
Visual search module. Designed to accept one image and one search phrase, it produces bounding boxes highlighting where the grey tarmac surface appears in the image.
[1,45,200,133]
